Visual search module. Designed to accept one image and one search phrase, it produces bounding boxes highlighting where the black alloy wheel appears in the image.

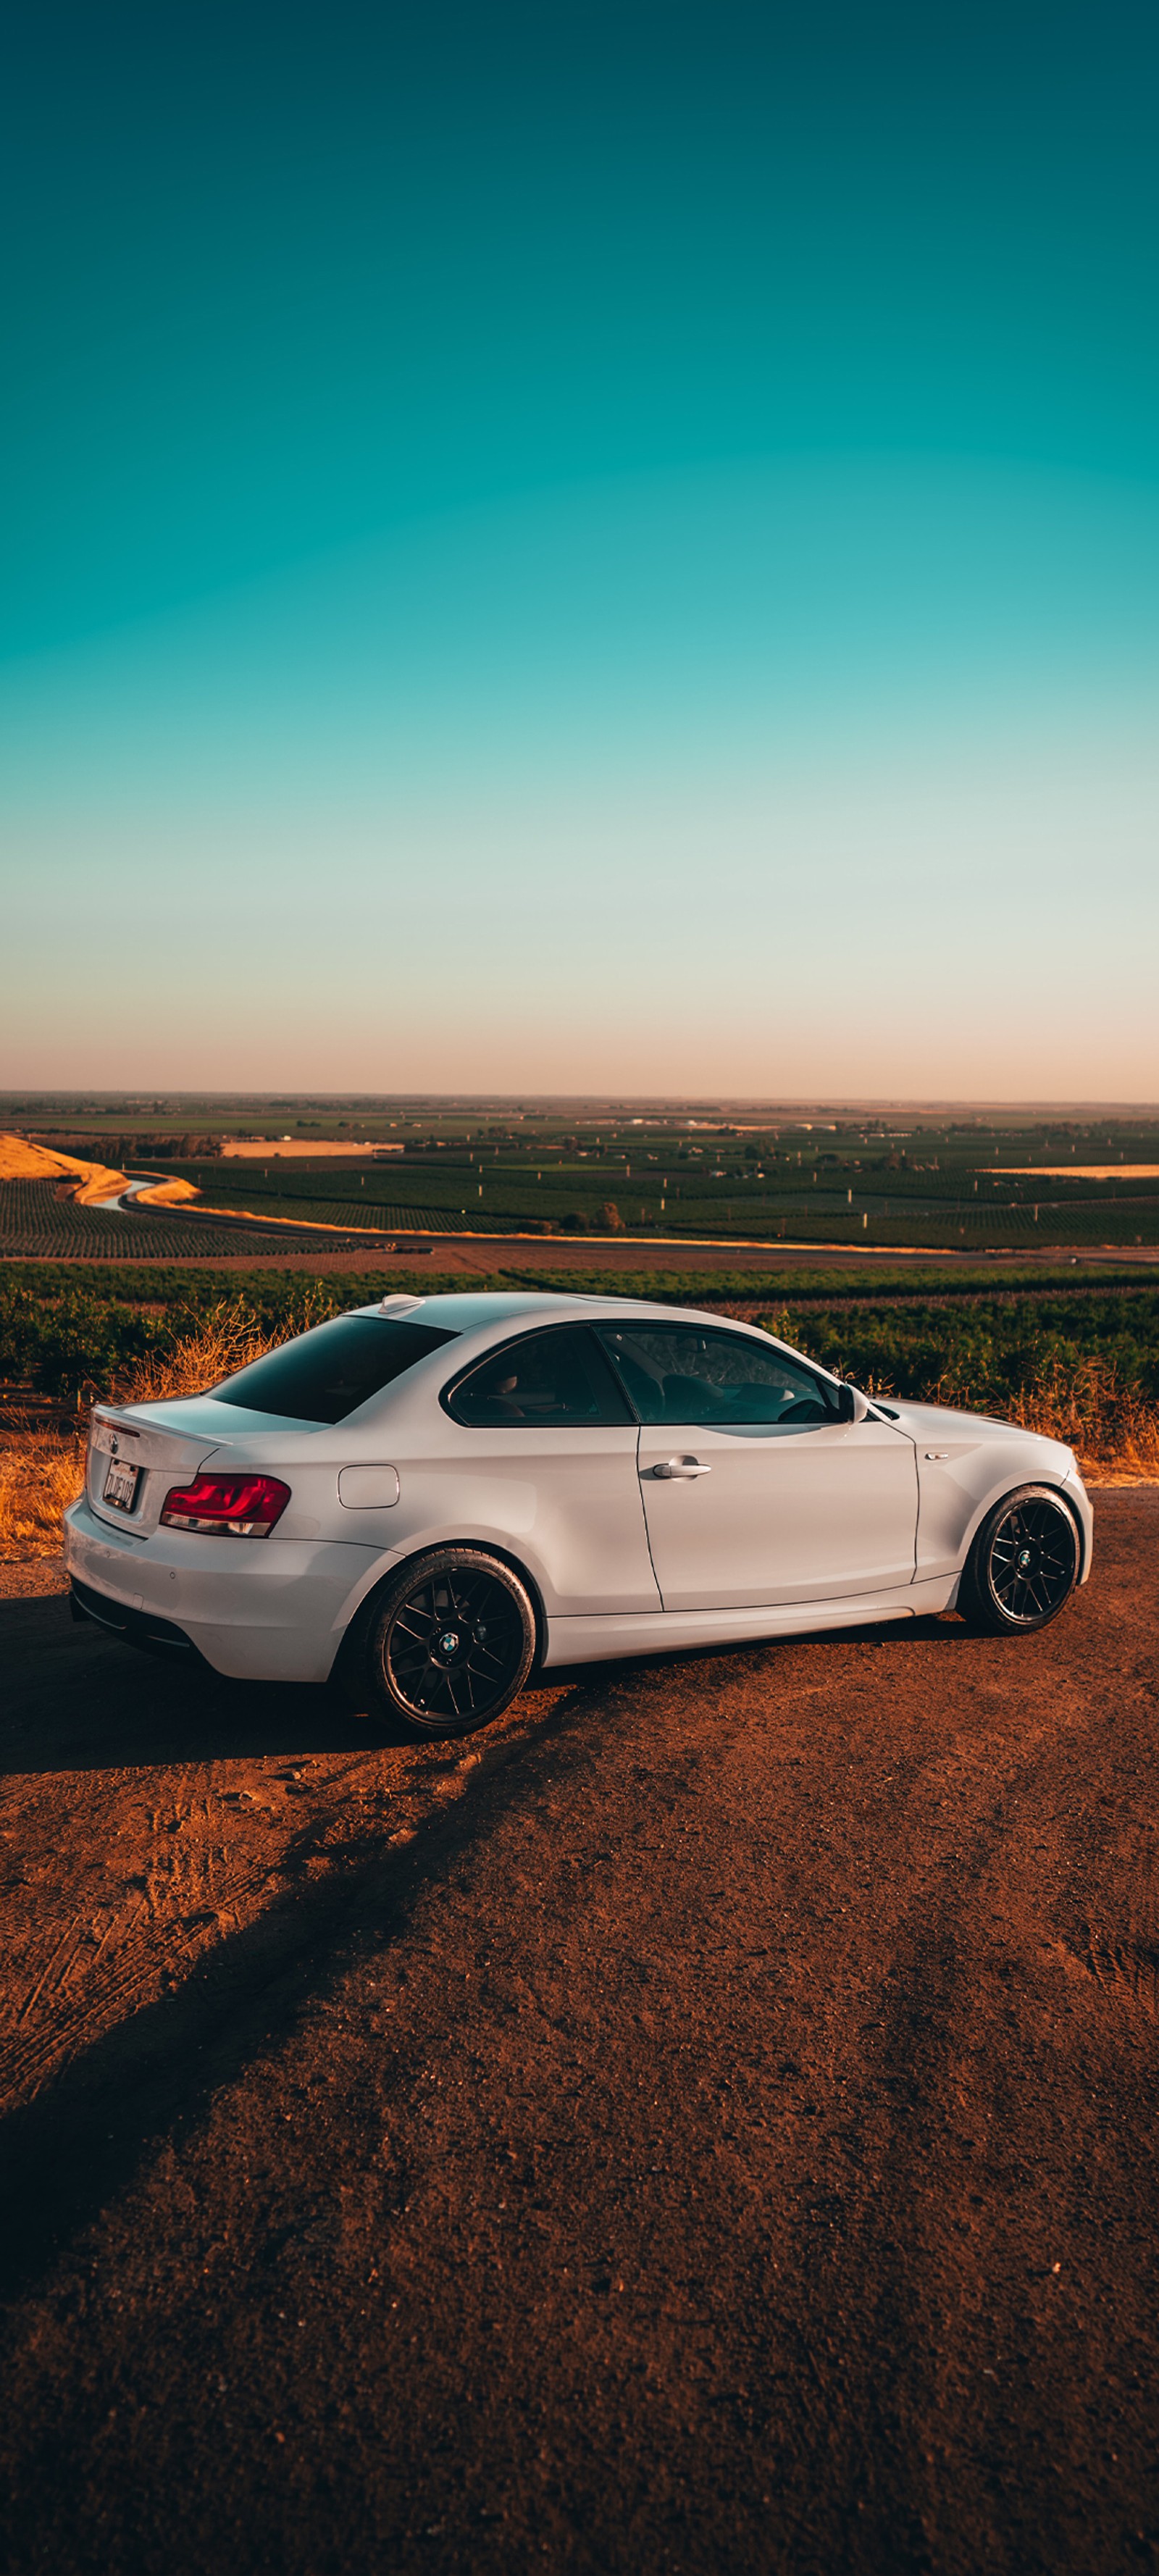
[368,1547,537,1736]
[961,1484,1080,1635]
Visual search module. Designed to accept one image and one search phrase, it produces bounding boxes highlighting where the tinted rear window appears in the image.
[212,1316,458,1424]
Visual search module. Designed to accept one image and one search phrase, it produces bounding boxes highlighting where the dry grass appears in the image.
[0,1129,128,1203]
[934,1355,1159,1480]
[850,1362,1159,1480]
[0,1421,85,1561]
[0,1300,317,1563]
[132,1176,201,1207]
[114,1300,291,1404]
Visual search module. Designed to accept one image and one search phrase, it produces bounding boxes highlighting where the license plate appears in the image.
[102,1458,141,1513]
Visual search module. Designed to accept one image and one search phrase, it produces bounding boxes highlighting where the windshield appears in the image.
[212,1316,459,1424]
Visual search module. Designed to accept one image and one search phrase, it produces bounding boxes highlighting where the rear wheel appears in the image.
[960,1484,1079,1636]
[367,1547,537,1737]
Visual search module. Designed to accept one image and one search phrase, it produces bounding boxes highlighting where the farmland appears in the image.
[147,1151,1159,1248]
[5,1096,1159,1257]
[0,1177,398,1263]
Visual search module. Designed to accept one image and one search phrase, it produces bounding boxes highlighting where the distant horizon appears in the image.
[6,1092,1159,1121]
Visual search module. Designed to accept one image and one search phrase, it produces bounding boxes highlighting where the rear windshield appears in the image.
[212,1316,458,1424]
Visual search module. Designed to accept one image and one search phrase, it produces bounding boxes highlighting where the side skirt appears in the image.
[540,1576,958,1670]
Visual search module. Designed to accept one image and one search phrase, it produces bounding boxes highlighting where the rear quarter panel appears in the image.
[328,1415,659,1616]
[212,1408,660,1618]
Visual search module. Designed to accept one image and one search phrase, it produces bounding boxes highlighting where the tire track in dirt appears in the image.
[0,1791,371,2107]
[0,1590,566,2117]
[1080,1931,1159,2014]
[1065,1821,1159,2020]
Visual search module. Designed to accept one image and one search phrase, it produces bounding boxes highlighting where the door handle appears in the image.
[647,1456,711,1479]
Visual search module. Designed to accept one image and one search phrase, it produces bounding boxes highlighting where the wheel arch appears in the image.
[327,1536,549,1692]
[960,1474,1084,1635]
[1066,1482,1093,1584]
[957,1471,1087,1586]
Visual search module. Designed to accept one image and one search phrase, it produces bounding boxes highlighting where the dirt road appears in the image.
[7,1234,1159,1278]
[1,1500,1158,2572]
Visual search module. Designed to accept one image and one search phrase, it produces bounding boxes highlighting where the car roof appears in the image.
[351,1290,762,1335]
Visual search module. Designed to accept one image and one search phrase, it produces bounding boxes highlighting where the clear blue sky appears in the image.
[2,0,1156,1095]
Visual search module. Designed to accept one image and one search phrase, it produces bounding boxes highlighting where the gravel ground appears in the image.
[1,1497,1158,2572]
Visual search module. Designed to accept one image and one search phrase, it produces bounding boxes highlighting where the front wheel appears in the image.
[959,1484,1080,1636]
[366,1547,537,1737]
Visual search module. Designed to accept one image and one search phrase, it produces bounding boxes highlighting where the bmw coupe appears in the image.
[64,1292,1092,1735]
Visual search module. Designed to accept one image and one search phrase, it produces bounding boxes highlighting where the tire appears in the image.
[366,1547,537,1737]
[959,1484,1080,1636]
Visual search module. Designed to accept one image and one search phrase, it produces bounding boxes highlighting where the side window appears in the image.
[593,1324,840,1428]
[445,1327,635,1429]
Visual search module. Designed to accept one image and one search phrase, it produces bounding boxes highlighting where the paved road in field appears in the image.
[1,1498,1158,2573]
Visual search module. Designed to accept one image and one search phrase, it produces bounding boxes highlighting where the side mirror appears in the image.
[838,1382,872,1423]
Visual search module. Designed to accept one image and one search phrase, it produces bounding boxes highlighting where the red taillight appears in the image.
[159,1473,290,1537]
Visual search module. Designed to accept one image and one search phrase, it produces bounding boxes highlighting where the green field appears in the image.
[144,1152,1159,1250]
[7,1098,1159,1256]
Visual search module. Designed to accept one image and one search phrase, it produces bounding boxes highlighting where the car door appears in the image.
[438,1323,660,1615]
[595,1321,918,1612]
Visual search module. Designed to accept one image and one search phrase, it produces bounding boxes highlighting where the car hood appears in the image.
[878,1396,1074,1472]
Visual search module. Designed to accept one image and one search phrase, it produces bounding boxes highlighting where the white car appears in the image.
[64,1292,1093,1736]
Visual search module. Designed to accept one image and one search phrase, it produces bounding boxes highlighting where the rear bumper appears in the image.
[71,1576,202,1658]
[63,1494,385,1683]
